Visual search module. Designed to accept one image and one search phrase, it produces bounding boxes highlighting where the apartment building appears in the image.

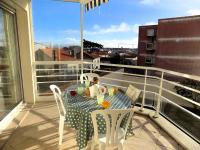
[137,25,157,67]
[138,15,200,75]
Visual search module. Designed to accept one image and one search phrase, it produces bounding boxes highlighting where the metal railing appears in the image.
[33,60,200,142]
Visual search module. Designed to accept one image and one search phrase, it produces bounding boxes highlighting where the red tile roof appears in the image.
[38,48,78,61]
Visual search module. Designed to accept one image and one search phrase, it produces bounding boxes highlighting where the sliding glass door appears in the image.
[0,6,23,120]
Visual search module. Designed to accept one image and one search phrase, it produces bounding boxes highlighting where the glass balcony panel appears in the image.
[144,92,156,107]
[37,82,77,96]
[160,97,200,142]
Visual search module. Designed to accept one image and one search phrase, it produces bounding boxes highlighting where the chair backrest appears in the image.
[80,73,100,84]
[125,84,141,106]
[50,85,66,116]
[91,109,134,146]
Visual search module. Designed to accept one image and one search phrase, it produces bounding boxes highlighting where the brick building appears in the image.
[138,15,200,76]
[137,25,157,67]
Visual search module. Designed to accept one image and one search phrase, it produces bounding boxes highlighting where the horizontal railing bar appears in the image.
[101,76,145,85]
[163,79,200,94]
[101,83,127,89]
[146,75,161,80]
[36,74,79,78]
[37,80,76,84]
[36,68,80,71]
[37,93,52,96]
[34,61,82,65]
[98,62,158,70]
[0,83,12,85]
[162,87,200,107]
[101,77,159,89]
[83,68,146,78]
[0,76,10,78]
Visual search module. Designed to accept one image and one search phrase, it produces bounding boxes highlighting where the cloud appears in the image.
[84,22,139,35]
[65,37,79,42]
[187,9,200,15]
[61,22,142,48]
[97,38,138,48]
[140,0,160,5]
[144,21,157,25]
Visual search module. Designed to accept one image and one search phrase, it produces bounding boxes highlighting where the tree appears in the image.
[174,79,200,104]
[83,39,103,49]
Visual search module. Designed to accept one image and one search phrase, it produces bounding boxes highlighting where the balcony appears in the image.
[1,60,199,149]
[0,102,185,150]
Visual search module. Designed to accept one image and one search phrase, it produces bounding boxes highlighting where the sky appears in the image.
[32,0,200,48]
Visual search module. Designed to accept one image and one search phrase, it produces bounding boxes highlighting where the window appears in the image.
[0,5,23,120]
[147,29,155,36]
[145,57,154,64]
[146,43,154,50]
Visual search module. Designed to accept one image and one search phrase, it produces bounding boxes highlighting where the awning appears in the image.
[85,0,109,11]
[60,0,109,11]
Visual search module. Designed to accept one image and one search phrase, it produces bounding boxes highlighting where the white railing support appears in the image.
[80,2,84,75]
[90,64,93,73]
[154,71,164,118]
[140,69,147,111]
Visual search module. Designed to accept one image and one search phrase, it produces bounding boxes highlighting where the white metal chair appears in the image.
[80,73,100,84]
[91,109,134,150]
[50,85,66,145]
[125,84,141,106]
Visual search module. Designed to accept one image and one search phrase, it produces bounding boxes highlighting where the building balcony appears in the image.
[0,102,185,150]
[0,60,199,149]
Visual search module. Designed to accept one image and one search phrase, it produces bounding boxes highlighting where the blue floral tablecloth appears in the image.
[63,84,133,149]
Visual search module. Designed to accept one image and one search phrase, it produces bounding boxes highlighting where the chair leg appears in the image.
[91,141,96,150]
[59,116,65,145]
[118,143,123,150]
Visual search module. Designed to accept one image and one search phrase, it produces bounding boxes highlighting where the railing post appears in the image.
[80,2,84,75]
[154,71,164,118]
[32,62,37,104]
[90,63,93,73]
[140,69,147,111]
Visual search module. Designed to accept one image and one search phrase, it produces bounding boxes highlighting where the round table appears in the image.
[63,84,133,150]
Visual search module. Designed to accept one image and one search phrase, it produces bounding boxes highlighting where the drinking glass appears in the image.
[97,94,104,104]
[108,87,114,97]
[85,80,90,87]
[77,87,84,95]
